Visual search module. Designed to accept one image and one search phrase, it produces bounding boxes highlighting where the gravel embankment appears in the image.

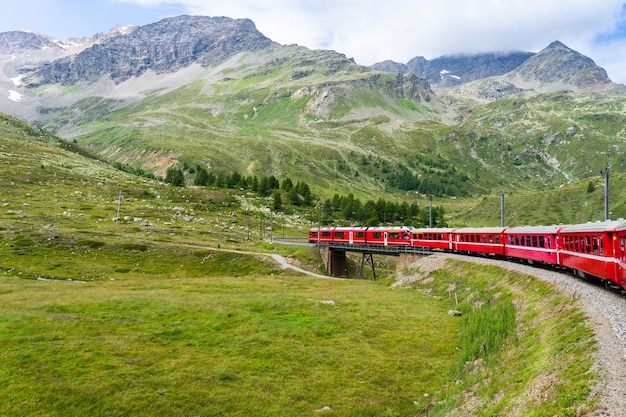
[422,253,626,416]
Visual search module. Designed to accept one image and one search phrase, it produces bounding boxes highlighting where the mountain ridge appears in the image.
[1,15,625,202]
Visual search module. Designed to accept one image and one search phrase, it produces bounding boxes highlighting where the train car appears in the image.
[308,227,321,243]
[327,227,371,244]
[558,219,626,288]
[614,222,626,290]
[504,225,564,265]
[410,228,454,250]
[452,226,507,256]
[309,227,360,244]
[363,226,412,246]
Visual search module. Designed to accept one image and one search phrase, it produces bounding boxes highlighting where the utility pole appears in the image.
[247,212,251,241]
[501,192,505,227]
[601,168,610,221]
[317,201,321,252]
[260,213,264,240]
[429,195,433,228]
[116,190,123,222]
[269,212,273,243]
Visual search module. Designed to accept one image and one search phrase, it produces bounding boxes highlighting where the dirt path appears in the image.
[209,246,335,279]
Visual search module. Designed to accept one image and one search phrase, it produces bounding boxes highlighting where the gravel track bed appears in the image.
[434,253,626,416]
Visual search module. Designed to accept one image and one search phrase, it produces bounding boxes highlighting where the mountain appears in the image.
[1,15,626,204]
[504,41,612,91]
[0,31,63,54]
[444,41,626,102]
[372,51,534,88]
[23,15,276,86]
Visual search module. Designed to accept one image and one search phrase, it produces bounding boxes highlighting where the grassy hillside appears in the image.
[452,90,626,184]
[34,74,626,213]
[0,113,603,416]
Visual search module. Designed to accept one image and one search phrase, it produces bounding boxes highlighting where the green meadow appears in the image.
[0,113,600,415]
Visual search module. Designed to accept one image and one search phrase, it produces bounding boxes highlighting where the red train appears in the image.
[309,220,626,291]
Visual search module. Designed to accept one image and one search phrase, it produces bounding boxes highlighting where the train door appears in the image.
[384,231,388,246]
[349,230,354,245]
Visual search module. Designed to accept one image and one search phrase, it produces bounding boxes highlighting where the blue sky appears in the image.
[2,0,626,84]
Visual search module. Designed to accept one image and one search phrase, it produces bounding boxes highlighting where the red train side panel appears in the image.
[504,225,563,265]
[558,220,626,286]
[452,227,507,256]
[364,227,412,246]
[410,228,454,250]
[615,223,626,289]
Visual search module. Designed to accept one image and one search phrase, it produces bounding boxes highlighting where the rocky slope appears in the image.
[443,41,625,102]
[1,15,625,200]
[22,15,276,86]
[504,41,613,91]
[373,51,534,88]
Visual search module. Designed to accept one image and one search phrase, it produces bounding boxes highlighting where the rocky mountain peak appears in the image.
[0,31,63,54]
[373,51,534,88]
[22,15,277,86]
[505,40,611,90]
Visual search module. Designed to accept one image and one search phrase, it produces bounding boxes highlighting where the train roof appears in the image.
[505,225,564,234]
[560,219,626,233]
[365,226,413,231]
[411,227,455,233]
[452,226,508,234]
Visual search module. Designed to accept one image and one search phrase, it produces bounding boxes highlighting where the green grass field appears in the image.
[0,273,459,416]
[0,113,601,416]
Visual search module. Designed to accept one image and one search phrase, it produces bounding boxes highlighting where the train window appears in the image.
[389,232,400,239]
[546,237,550,248]
[322,231,331,237]
[621,237,626,261]
[489,235,493,243]
[356,232,364,238]
[311,231,318,237]
[524,236,530,247]
[532,236,538,247]
[496,235,500,244]
[538,236,545,248]
[585,236,592,253]
[335,232,345,239]
[373,232,382,239]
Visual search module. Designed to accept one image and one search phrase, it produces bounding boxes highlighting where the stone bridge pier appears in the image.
[319,247,427,279]
[319,247,347,278]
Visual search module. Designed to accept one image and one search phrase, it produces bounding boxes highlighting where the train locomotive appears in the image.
[309,219,626,291]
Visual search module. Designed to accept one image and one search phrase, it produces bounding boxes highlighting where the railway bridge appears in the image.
[271,238,432,279]
[318,243,432,279]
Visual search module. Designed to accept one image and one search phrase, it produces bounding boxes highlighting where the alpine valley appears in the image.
[1,15,624,416]
[1,15,626,224]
